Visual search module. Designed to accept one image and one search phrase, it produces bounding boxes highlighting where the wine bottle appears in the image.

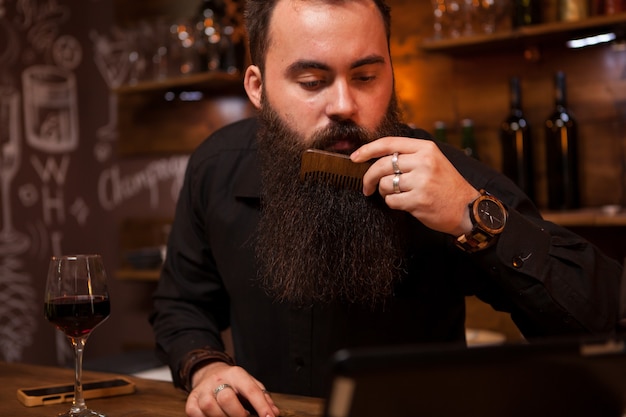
[500,77,535,201]
[461,119,479,160]
[544,71,580,210]
[559,0,589,21]
[433,121,447,143]
[604,0,625,14]
[542,0,559,22]
[512,0,541,27]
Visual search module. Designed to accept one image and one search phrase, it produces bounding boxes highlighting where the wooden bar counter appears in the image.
[0,362,323,417]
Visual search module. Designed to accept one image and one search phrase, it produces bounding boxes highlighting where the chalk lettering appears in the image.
[42,185,64,225]
[30,155,70,184]
[98,156,188,211]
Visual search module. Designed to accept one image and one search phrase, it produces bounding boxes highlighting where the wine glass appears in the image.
[44,255,111,417]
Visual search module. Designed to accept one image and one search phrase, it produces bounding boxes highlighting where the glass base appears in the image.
[58,408,106,417]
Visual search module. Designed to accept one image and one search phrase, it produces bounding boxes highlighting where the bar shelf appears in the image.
[542,207,626,227]
[421,13,626,54]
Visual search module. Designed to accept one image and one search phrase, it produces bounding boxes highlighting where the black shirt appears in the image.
[151,117,622,397]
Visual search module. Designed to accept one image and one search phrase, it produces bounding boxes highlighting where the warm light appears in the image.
[566,32,616,49]
[163,91,204,102]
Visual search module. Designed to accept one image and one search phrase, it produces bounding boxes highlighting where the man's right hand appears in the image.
[185,361,280,417]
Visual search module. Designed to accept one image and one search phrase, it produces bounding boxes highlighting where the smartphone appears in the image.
[17,377,135,407]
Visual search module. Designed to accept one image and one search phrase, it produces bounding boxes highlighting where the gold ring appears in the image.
[393,173,401,194]
[214,383,233,398]
[391,152,401,174]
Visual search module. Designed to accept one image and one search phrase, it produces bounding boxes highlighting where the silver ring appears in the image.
[214,383,233,398]
[393,173,401,194]
[391,152,401,174]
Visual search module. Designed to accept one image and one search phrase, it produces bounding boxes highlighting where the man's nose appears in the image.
[325,80,357,120]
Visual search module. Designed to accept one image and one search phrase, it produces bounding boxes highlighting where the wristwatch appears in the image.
[455,189,507,253]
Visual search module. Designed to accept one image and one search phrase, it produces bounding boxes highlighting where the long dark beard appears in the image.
[255,94,411,307]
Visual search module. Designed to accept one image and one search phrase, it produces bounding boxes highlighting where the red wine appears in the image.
[45,295,110,338]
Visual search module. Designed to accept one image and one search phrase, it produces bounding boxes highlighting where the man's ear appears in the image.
[244,65,263,109]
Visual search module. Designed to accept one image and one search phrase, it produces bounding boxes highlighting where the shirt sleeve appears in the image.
[438,140,623,338]
[149,142,232,390]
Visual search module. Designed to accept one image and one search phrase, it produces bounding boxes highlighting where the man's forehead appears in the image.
[270,0,378,25]
[267,0,383,45]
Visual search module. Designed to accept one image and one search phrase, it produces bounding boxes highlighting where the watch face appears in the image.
[476,198,506,233]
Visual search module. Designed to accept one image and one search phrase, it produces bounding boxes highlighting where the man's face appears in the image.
[248,0,394,150]
[254,66,408,309]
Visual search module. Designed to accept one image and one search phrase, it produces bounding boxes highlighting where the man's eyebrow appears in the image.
[285,55,386,75]
[350,55,386,69]
[285,60,330,75]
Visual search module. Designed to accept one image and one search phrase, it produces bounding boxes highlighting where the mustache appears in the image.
[308,120,373,153]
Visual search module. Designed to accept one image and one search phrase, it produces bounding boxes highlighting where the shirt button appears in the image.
[512,256,524,268]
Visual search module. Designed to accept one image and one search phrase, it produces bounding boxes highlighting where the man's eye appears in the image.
[298,79,325,90]
[354,74,376,83]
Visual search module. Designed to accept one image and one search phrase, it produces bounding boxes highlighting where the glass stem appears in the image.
[70,336,88,414]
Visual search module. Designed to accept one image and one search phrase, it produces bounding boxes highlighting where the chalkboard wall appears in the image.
[1,0,185,369]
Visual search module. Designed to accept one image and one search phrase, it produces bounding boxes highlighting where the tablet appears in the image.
[323,337,626,417]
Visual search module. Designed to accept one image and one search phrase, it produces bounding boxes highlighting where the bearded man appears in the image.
[150,1,623,416]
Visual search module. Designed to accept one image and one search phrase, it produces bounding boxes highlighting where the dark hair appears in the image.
[244,0,392,72]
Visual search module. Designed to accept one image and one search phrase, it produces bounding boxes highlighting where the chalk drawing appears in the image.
[0,86,30,256]
[14,0,70,60]
[22,65,79,153]
[1,0,75,364]
[70,197,89,226]
[52,34,82,71]
[91,28,131,143]
[0,257,36,362]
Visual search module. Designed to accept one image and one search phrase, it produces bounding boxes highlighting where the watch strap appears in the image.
[456,228,495,252]
[455,190,506,253]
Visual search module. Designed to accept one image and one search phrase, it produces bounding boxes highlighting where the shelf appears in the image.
[114,71,244,95]
[542,207,626,227]
[115,74,253,155]
[116,268,161,281]
[421,13,626,54]
[117,218,169,282]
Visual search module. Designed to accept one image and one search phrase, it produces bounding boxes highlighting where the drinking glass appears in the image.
[430,0,448,39]
[444,0,474,37]
[44,255,111,417]
[476,0,510,33]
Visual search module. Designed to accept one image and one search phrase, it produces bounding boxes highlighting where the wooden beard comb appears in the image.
[299,149,373,191]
